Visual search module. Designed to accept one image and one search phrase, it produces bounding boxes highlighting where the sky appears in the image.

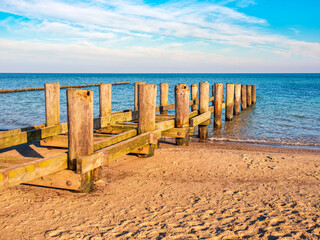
[0,0,319,73]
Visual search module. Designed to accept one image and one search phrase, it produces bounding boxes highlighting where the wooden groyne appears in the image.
[0,82,256,192]
[0,81,129,93]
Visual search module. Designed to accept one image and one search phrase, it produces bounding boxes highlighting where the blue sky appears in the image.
[0,0,319,73]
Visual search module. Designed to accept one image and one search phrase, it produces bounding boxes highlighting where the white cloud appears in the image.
[0,0,319,72]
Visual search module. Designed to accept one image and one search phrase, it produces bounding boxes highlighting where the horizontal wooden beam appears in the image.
[25,169,82,191]
[190,111,211,127]
[155,119,175,131]
[209,96,214,102]
[93,111,133,129]
[0,153,68,190]
[96,125,136,134]
[93,129,138,151]
[0,124,67,150]
[189,110,199,119]
[0,156,39,164]
[162,127,188,138]
[76,132,151,173]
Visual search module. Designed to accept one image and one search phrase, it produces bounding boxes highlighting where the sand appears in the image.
[0,141,320,240]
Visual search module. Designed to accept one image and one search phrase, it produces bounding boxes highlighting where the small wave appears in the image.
[205,137,320,147]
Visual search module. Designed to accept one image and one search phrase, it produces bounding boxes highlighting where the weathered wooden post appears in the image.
[138,84,157,157]
[234,84,241,115]
[214,83,223,128]
[134,82,145,111]
[100,83,112,118]
[175,84,190,146]
[97,83,112,180]
[199,82,210,139]
[45,82,60,126]
[160,83,169,114]
[247,85,252,107]
[191,84,199,111]
[67,88,94,192]
[225,83,235,121]
[241,85,247,110]
[252,85,256,104]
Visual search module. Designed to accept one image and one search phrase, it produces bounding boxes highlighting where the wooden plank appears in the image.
[190,111,211,127]
[0,153,68,190]
[209,96,214,102]
[162,127,188,138]
[155,114,175,121]
[0,124,66,150]
[93,129,138,151]
[130,145,151,155]
[155,119,175,132]
[26,169,82,191]
[76,132,151,173]
[77,151,105,174]
[189,110,199,119]
[93,111,133,129]
[0,156,39,164]
[0,124,46,137]
[208,106,214,113]
[41,133,114,148]
[106,132,150,162]
[96,125,136,134]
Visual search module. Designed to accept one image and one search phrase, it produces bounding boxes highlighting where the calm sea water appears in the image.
[0,73,319,150]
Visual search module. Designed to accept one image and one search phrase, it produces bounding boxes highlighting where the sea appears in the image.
[0,73,319,150]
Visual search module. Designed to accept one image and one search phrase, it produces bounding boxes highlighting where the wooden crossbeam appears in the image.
[0,153,68,190]
[189,110,199,119]
[162,127,188,138]
[26,169,82,191]
[190,111,211,127]
[96,125,136,134]
[93,111,133,129]
[0,124,68,150]
[76,132,151,174]
[0,156,39,164]
[93,129,138,151]
[0,124,46,137]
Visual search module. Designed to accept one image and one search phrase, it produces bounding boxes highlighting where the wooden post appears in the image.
[214,83,223,128]
[241,85,247,110]
[175,84,190,146]
[100,83,112,117]
[160,83,169,114]
[138,84,157,157]
[67,88,94,192]
[134,82,145,111]
[45,82,60,127]
[199,82,210,139]
[225,83,235,121]
[247,85,252,107]
[97,83,112,180]
[191,84,198,111]
[252,85,256,104]
[234,84,241,115]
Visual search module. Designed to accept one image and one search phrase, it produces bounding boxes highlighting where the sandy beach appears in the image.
[0,141,320,240]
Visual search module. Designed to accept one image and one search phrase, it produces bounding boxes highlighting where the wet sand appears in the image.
[0,141,320,239]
